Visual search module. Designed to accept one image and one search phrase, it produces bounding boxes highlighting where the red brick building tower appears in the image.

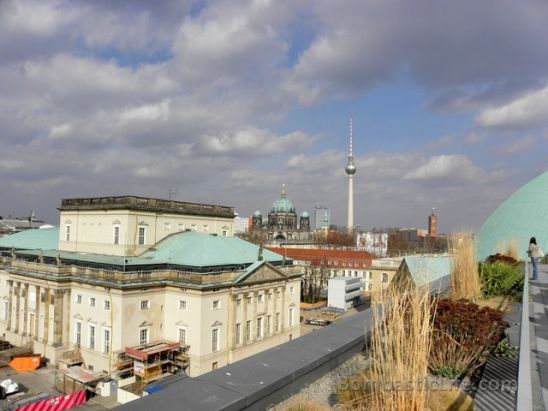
[428,208,438,237]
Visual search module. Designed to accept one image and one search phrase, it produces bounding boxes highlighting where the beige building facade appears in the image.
[0,196,302,378]
[58,196,235,256]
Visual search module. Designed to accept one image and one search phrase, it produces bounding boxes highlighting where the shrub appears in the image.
[479,261,524,300]
[430,299,508,379]
[485,253,519,265]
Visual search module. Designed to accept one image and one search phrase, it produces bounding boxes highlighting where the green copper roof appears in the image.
[270,186,295,214]
[140,231,283,267]
[271,198,295,213]
[0,228,283,270]
[0,227,59,250]
[478,171,548,260]
[401,255,454,287]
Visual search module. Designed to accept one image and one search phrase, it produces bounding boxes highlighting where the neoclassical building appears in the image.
[0,196,302,378]
[251,186,311,242]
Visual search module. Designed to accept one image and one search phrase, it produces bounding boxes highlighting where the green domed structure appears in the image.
[478,171,548,260]
[270,187,295,213]
[250,185,311,241]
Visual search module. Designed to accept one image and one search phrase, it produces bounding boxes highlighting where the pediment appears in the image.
[238,263,287,284]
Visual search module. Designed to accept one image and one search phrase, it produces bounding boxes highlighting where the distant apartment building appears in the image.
[0,196,302,378]
[267,247,374,293]
[356,232,388,257]
[369,256,403,292]
[314,206,330,231]
[387,210,447,255]
[233,215,249,234]
[0,212,45,237]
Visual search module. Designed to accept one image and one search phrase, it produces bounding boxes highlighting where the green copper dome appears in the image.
[270,185,296,213]
[478,171,548,260]
[301,211,309,218]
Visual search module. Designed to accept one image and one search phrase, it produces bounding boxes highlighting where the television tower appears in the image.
[345,118,356,231]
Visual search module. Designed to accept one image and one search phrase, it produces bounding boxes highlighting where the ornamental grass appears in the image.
[450,233,481,301]
[367,279,435,411]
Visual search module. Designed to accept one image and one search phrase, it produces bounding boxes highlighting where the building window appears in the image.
[89,324,95,350]
[289,307,294,327]
[179,300,187,310]
[256,317,263,339]
[212,362,218,370]
[342,261,346,267]
[276,290,281,298]
[275,313,280,332]
[138,226,146,245]
[75,321,82,346]
[191,224,197,231]
[268,293,272,301]
[235,323,241,345]
[211,328,220,352]
[113,225,120,245]
[289,286,294,294]
[103,328,111,353]
[267,315,271,335]
[89,297,96,307]
[178,327,186,346]
[257,294,263,303]
[139,328,150,345]
[164,222,171,231]
[140,300,150,310]
[212,300,220,310]
[203,225,209,232]
[65,224,71,241]
[368,283,373,291]
[222,230,227,236]
[104,300,110,310]
[177,224,185,231]
[382,273,389,283]
[76,294,82,304]
[247,296,252,304]
[246,320,251,341]
[236,299,242,306]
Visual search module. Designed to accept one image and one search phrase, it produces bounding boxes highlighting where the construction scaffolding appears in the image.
[113,340,189,393]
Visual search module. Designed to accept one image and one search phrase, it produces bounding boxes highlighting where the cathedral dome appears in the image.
[478,171,548,260]
[271,198,295,213]
[301,211,309,218]
[253,210,262,217]
[270,185,296,213]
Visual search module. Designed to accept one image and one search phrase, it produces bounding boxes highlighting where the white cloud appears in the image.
[120,101,170,123]
[404,155,486,183]
[476,85,548,128]
[463,131,486,145]
[200,128,313,156]
[494,136,537,156]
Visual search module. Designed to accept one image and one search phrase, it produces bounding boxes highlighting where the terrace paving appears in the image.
[530,263,548,411]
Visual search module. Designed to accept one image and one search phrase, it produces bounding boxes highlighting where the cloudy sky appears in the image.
[1,0,547,232]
